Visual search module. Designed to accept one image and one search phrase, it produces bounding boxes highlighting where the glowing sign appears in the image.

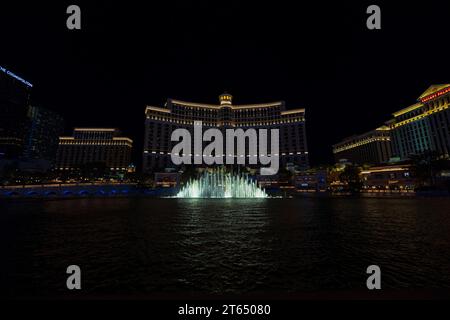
[0,65,33,88]
[420,86,450,103]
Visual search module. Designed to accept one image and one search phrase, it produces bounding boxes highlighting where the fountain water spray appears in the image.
[176,168,268,198]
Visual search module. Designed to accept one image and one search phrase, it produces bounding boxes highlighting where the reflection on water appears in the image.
[1,197,450,297]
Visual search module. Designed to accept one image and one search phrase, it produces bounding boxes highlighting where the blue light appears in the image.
[0,65,33,88]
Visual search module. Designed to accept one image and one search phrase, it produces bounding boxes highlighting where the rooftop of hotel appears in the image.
[418,84,450,100]
[392,102,423,117]
[59,128,133,144]
[168,98,285,110]
[392,84,450,117]
[333,126,391,148]
[145,93,305,114]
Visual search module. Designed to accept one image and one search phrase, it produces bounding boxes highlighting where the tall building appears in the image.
[0,65,32,159]
[1,66,63,171]
[332,126,392,165]
[389,84,450,160]
[56,128,133,171]
[143,93,309,172]
[333,84,450,164]
[23,106,64,163]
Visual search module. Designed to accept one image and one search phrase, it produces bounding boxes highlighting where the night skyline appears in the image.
[4,1,450,310]
[2,1,450,167]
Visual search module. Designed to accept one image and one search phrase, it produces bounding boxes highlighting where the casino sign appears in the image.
[419,84,450,103]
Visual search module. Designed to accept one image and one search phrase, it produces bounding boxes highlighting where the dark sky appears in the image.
[1,0,450,167]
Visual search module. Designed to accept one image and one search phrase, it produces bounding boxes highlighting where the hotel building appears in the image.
[389,84,450,160]
[360,164,416,192]
[56,128,133,171]
[332,126,392,165]
[23,106,64,163]
[143,93,309,172]
[333,84,450,164]
[0,66,32,159]
[1,66,64,171]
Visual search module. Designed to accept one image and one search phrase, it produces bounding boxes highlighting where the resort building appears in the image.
[360,164,416,192]
[56,128,132,172]
[143,93,309,172]
[389,84,450,160]
[333,84,450,164]
[332,126,392,165]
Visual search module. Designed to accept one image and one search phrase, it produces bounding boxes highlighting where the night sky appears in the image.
[1,1,450,167]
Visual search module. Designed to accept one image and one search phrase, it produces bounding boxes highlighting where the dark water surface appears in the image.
[1,197,450,298]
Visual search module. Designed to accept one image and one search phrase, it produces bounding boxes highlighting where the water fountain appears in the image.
[176,168,268,198]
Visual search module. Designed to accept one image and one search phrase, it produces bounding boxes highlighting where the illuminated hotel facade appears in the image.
[56,128,133,171]
[333,84,450,164]
[143,94,309,172]
[388,84,450,160]
[332,126,392,165]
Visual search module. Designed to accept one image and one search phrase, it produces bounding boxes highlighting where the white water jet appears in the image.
[176,169,268,198]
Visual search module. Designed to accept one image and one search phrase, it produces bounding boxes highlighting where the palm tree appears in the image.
[339,164,362,194]
[410,150,439,187]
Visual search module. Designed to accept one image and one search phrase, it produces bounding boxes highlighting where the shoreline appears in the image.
[2,192,450,201]
[1,183,449,201]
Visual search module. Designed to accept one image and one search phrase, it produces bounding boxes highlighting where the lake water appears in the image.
[2,197,450,298]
